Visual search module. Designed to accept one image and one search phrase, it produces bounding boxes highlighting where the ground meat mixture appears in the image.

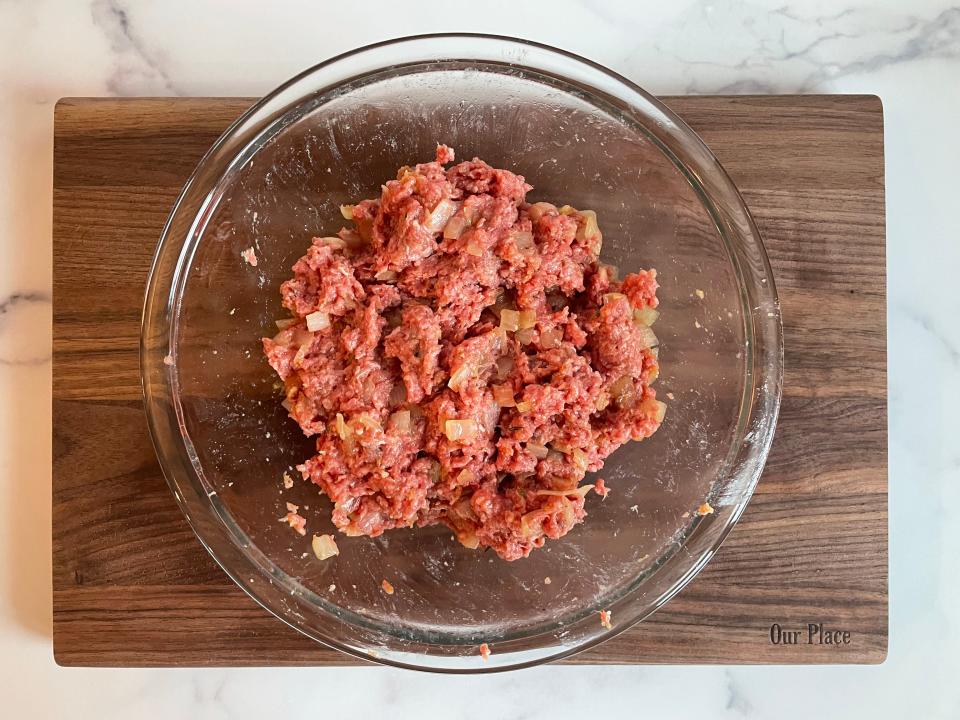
[263,145,666,561]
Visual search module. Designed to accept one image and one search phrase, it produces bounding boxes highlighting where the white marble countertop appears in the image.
[2,0,958,717]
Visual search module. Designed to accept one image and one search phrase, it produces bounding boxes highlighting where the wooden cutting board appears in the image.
[52,95,887,666]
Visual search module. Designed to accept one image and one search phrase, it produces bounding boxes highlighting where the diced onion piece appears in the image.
[636,325,658,350]
[456,468,476,485]
[516,401,532,413]
[426,459,441,483]
[374,269,398,283]
[511,229,535,250]
[465,240,483,257]
[610,375,636,408]
[444,418,479,442]
[462,202,481,224]
[540,328,562,349]
[571,448,589,472]
[654,400,668,423]
[595,391,611,411]
[443,215,469,240]
[448,364,473,391]
[516,328,536,345]
[550,441,570,453]
[356,414,381,435]
[575,210,601,255]
[487,327,507,354]
[633,307,660,326]
[388,409,411,434]
[312,534,340,561]
[499,309,520,333]
[335,495,358,513]
[339,204,354,220]
[320,236,347,250]
[519,512,542,538]
[335,413,350,440]
[492,383,516,407]
[527,202,557,222]
[558,205,577,216]
[425,199,459,233]
[603,292,628,305]
[290,328,313,368]
[306,311,330,332]
[518,310,536,330]
[458,532,480,549]
[527,443,549,459]
[275,318,298,330]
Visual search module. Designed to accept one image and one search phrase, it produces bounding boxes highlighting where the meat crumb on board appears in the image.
[594,478,609,498]
[381,579,395,595]
[282,472,294,489]
[599,610,613,630]
[479,643,492,660]
[544,576,552,585]
[697,502,715,516]
[241,247,258,266]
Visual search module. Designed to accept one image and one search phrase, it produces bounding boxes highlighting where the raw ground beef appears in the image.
[263,145,666,560]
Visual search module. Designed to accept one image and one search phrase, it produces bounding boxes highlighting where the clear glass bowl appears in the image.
[141,34,782,672]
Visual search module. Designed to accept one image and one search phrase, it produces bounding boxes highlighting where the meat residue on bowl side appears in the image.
[263,145,665,560]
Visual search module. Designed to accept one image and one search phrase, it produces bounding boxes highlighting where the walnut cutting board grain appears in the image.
[52,95,886,666]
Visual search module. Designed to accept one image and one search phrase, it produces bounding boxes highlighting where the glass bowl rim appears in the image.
[141,32,784,673]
